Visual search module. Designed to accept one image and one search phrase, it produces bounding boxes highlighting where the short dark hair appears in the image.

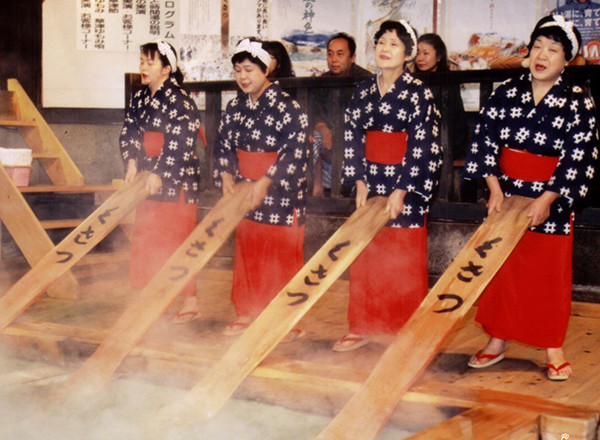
[373,20,417,58]
[527,16,582,61]
[263,40,295,77]
[327,32,357,57]
[416,33,449,72]
[140,41,184,85]
[231,37,268,73]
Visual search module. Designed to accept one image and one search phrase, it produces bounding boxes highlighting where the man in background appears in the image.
[312,32,371,197]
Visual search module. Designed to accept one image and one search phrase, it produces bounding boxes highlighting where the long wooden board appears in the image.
[0,171,150,331]
[62,181,254,397]
[315,195,533,440]
[155,196,390,424]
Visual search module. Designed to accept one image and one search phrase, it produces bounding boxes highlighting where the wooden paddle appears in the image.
[62,181,254,397]
[0,171,150,331]
[315,195,533,440]
[154,196,390,425]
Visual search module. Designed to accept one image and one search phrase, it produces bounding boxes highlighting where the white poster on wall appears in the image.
[358,0,435,72]
[76,0,179,52]
[43,0,552,109]
[178,0,258,81]
[269,0,357,76]
[552,0,600,64]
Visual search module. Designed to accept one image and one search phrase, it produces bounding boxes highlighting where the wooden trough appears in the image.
[1,250,600,438]
[0,187,599,439]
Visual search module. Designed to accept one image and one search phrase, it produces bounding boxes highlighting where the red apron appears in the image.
[231,149,304,318]
[349,131,428,334]
[129,131,198,297]
[476,146,571,347]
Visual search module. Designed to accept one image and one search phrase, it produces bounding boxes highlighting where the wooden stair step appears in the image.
[0,90,19,120]
[31,152,60,160]
[19,184,118,194]
[38,218,87,229]
[0,119,38,127]
[39,217,133,230]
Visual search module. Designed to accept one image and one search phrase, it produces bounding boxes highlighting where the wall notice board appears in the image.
[42,0,433,109]
[44,0,565,109]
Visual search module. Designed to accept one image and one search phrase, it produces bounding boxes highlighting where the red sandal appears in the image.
[467,350,505,368]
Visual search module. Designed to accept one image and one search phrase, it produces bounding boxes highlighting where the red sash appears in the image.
[365,131,408,164]
[143,131,164,157]
[237,149,278,180]
[499,147,559,182]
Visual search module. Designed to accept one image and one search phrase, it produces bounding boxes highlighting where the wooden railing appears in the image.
[125,65,600,225]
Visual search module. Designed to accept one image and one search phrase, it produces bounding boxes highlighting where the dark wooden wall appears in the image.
[0,0,42,104]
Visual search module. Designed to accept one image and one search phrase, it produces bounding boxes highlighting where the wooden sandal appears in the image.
[333,334,369,352]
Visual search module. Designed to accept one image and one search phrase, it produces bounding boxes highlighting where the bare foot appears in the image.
[546,347,572,380]
[171,295,200,324]
[333,333,369,352]
[222,316,253,336]
[468,337,506,367]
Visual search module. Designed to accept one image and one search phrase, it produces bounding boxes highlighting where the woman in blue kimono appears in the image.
[213,38,310,340]
[334,20,443,351]
[119,40,202,323]
[464,16,598,380]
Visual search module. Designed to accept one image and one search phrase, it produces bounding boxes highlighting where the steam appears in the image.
[0,352,413,440]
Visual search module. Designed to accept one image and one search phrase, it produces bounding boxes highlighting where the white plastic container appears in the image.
[0,147,33,166]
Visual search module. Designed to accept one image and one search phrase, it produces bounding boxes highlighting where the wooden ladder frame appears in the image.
[0,79,122,300]
[0,166,80,300]
[2,78,83,186]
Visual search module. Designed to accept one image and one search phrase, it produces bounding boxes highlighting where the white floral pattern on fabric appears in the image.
[119,76,202,203]
[464,73,599,235]
[213,83,310,226]
[342,71,443,228]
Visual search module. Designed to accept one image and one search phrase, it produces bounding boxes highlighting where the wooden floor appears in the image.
[1,251,600,439]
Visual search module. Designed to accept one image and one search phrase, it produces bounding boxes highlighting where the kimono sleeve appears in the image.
[342,85,368,184]
[397,85,443,202]
[151,90,201,182]
[212,101,239,186]
[463,87,505,179]
[119,92,145,165]
[546,88,599,208]
[265,98,310,192]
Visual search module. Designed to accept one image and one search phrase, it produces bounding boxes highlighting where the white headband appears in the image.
[234,38,272,68]
[539,15,579,61]
[155,39,178,73]
[399,19,418,61]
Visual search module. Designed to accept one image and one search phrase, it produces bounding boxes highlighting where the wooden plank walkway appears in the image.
[1,253,599,437]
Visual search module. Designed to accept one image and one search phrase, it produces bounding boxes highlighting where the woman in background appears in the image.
[413,33,451,73]
[213,38,309,341]
[413,33,471,201]
[334,20,443,351]
[119,40,202,324]
[464,15,598,380]
[263,40,295,78]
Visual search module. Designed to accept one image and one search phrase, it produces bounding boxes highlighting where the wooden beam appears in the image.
[4,319,599,437]
[159,197,390,423]
[404,405,539,440]
[0,172,149,330]
[0,365,67,389]
[410,381,600,421]
[540,413,600,440]
[0,164,79,300]
[7,79,84,186]
[62,181,254,398]
[316,196,533,440]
